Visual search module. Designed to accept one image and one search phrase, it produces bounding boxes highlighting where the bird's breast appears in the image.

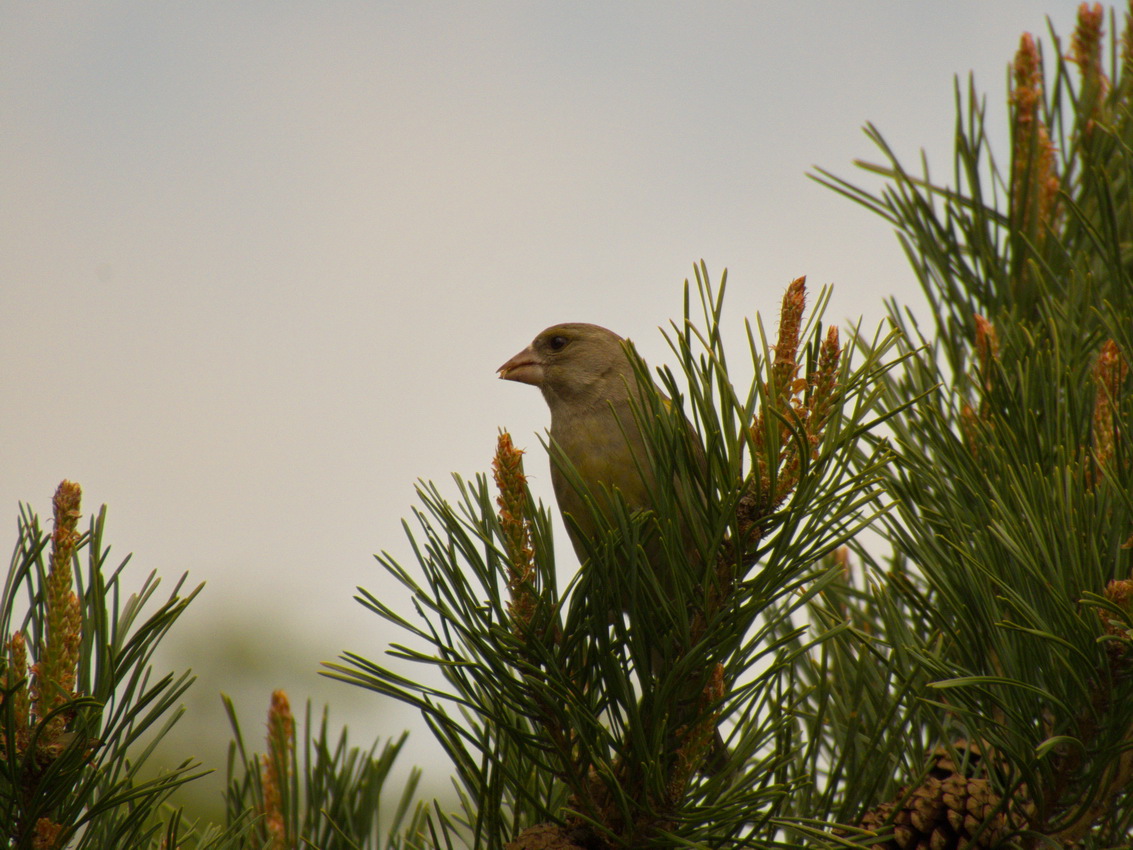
[549,405,653,517]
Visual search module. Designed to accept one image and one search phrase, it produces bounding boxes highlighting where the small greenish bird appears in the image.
[499,323,729,772]
[497,322,663,565]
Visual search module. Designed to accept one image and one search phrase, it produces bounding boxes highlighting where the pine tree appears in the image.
[6,4,1133,848]
[330,2,1133,846]
[814,2,1133,845]
[327,270,900,849]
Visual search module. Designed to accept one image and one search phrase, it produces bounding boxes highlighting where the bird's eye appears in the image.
[548,335,569,351]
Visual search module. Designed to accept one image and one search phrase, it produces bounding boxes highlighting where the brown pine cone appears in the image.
[505,823,608,850]
[856,743,1017,850]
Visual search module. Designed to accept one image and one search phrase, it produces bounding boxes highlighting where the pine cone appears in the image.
[505,823,608,850]
[856,743,1017,850]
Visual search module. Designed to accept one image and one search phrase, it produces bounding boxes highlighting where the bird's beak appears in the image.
[498,346,543,386]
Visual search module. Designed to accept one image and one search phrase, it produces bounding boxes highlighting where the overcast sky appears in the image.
[2,1,1083,790]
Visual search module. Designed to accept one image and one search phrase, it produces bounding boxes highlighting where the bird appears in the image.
[498,323,646,531]
[498,322,729,772]
[497,323,665,563]
[497,322,707,600]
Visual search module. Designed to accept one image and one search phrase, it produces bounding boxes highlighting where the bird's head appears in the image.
[498,323,636,410]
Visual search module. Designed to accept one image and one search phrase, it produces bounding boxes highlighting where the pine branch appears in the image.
[818,3,1133,844]
[326,265,901,849]
[222,691,426,850]
[0,486,208,849]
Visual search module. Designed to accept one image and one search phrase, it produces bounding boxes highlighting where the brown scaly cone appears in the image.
[32,818,63,850]
[856,743,1020,850]
[505,822,610,850]
[1099,578,1133,670]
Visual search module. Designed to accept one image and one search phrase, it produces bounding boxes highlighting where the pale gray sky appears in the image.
[2,1,1081,793]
